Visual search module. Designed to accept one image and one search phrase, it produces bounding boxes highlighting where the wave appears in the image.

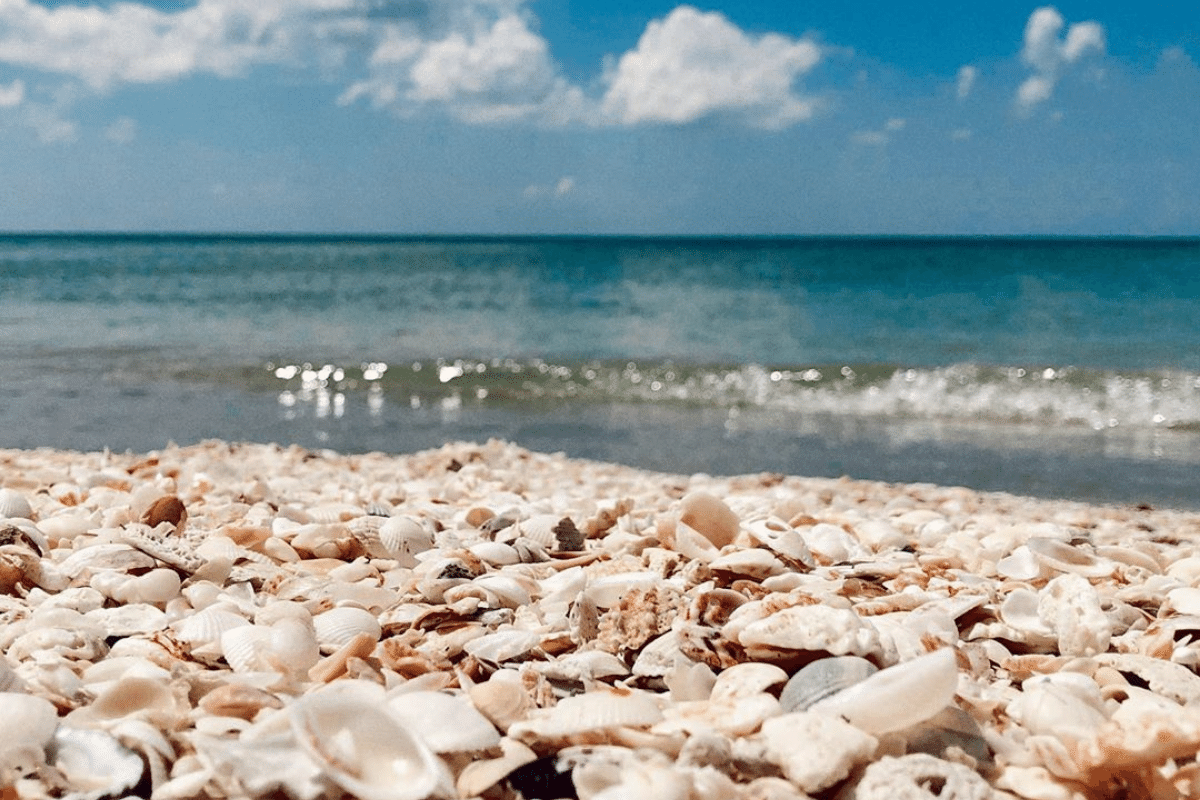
[209,357,1200,433]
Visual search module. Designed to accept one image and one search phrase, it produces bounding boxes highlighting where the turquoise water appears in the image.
[3,234,1199,507]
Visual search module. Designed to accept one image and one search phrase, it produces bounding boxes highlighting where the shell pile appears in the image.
[2,439,1200,799]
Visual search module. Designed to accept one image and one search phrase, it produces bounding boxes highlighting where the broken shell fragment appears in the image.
[678,492,740,549]
[779,655,879,713]
[809,648,958,736]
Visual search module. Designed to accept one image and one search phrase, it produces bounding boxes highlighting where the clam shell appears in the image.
[386,690,501,753]
[172,608,251,649]
[289,682,452,800]
[312,606,382,652]
[378,516,434,567]
[469,670,534,732]
[1025,536,1114,578]
[710,662,789,702]
[0,488,33,520]
[779,656,879,713]
[679,492,740,549]
[462,629,541,665]
[808,647,958,735]
[509,686,665,745]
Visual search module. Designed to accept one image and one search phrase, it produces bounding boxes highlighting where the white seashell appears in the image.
[48,725,146,799]
[85,604,169,637]
[172,607,251,649]
[710,662,789,702]
[800,523,864,564]
[664,660,717,703]
[35,510,98,544]
[469,540,521,566]
[734,605,882,659]
[536,650,632,684]
[1007,672,1108,740]
[744,518,815,566]
[0,691,58,775]
[0,488,33,520]
[219,624,273,674]
[779,656,878,713]
[468,670,534,732]
[289,681,452,800]
[55,543,157,579]
[307,502,364,523]
[509,687,664,744]
[68,674,186,729]
[996,545,1045,580]
[91,568,181,606]
[709,548,786,580]
[678,492,740,548]
[808,647,958,736]
[456,739,537,799]
[386,690,501,753]
[472,574,532,609]
[378,516,434,567]
[463,629,541,665]
[1025,536,1114,578]
[312,606,382,653]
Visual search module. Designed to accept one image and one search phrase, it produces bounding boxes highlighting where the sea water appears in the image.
[2,233,1199,507]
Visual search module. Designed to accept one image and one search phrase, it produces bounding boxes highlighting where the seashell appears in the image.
[678,492,740,549]
[472,574,533,609]
[198,682,284,721]
[1094,652,1200,705]
[709,548,786,580]
[664,660,717,703]
[141,495,188,533]
[312,606,382,652]
[800,522,863,565]
[85,603,169,637]
[779,656,879,713]
[848,753,992,800]
[995,545,1044,580]
[386,690,501,753]
[306,502,364,523]
[1024,536,1113,578]
[535,650,632,685]
[172,607,251,650]
[734,605,882,660]
[289,523,362,560]
[48,725,146,800]
[469,540,521,566]
[900,706,993,769]
[67,674,187,729]
[0,517,47,554]
[710,662,789,702]
[35,510,98,544]
[744,518,815,567]
[378,516,435,567]
[583,571,660,609]
[456,739,538,799]
[0,488,33,520]
[56,543,157,579]
[1007,672,1108,740]
[463,629,542,666]
[91,568,181,606]
[288,681,453,800]
[469,670,535,732]
[0,691,58,774]
[508,686,664,745]
[808,647,959,736]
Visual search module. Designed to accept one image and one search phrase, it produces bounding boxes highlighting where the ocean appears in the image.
[2,233,1199,508]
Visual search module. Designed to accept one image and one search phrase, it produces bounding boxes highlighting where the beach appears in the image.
[4,437,1200,798]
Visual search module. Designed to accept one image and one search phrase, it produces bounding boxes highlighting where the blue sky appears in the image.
[0,1,1197,235]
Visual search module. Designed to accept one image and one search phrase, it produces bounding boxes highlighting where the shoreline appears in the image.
[3,438,1200,798]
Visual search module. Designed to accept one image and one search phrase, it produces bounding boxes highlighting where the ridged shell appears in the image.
[312,606,382,652]
[172,608,251,648]
[289,682,451,800]
[220,619,320,677]
[508,687,664,742]
[378,516,434,567]
[0,488,33,520]
[386,690,501,753]
[463,629,542,665]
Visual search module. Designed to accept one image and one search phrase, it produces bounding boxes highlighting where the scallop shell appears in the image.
[0,488,33,520]
[779,656,879,713]
[378,516,434,567]
[312,606,382,652]
[386,690,501,753]
[172,608,251,649]
[288,682,452,800]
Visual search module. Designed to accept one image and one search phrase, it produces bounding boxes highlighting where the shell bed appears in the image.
[2,439,1200,800]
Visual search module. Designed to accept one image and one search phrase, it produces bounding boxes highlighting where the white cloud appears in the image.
[956,65,976,100]
[599,6,821,129]
[0,0,363,90]
[523,175,576,198]
[1016,6,1105,112]
[0,79,23,107]
[104,116,138,144]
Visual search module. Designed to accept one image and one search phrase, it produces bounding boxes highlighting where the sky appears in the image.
[0,1,1197,235]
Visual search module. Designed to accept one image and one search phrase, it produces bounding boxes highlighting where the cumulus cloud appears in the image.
[599,6,821,129]
[0,0,368,90]
[0,79,23,107]
[1016,6,1105,112]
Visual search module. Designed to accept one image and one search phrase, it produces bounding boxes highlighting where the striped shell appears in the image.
[312,606,382,652]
